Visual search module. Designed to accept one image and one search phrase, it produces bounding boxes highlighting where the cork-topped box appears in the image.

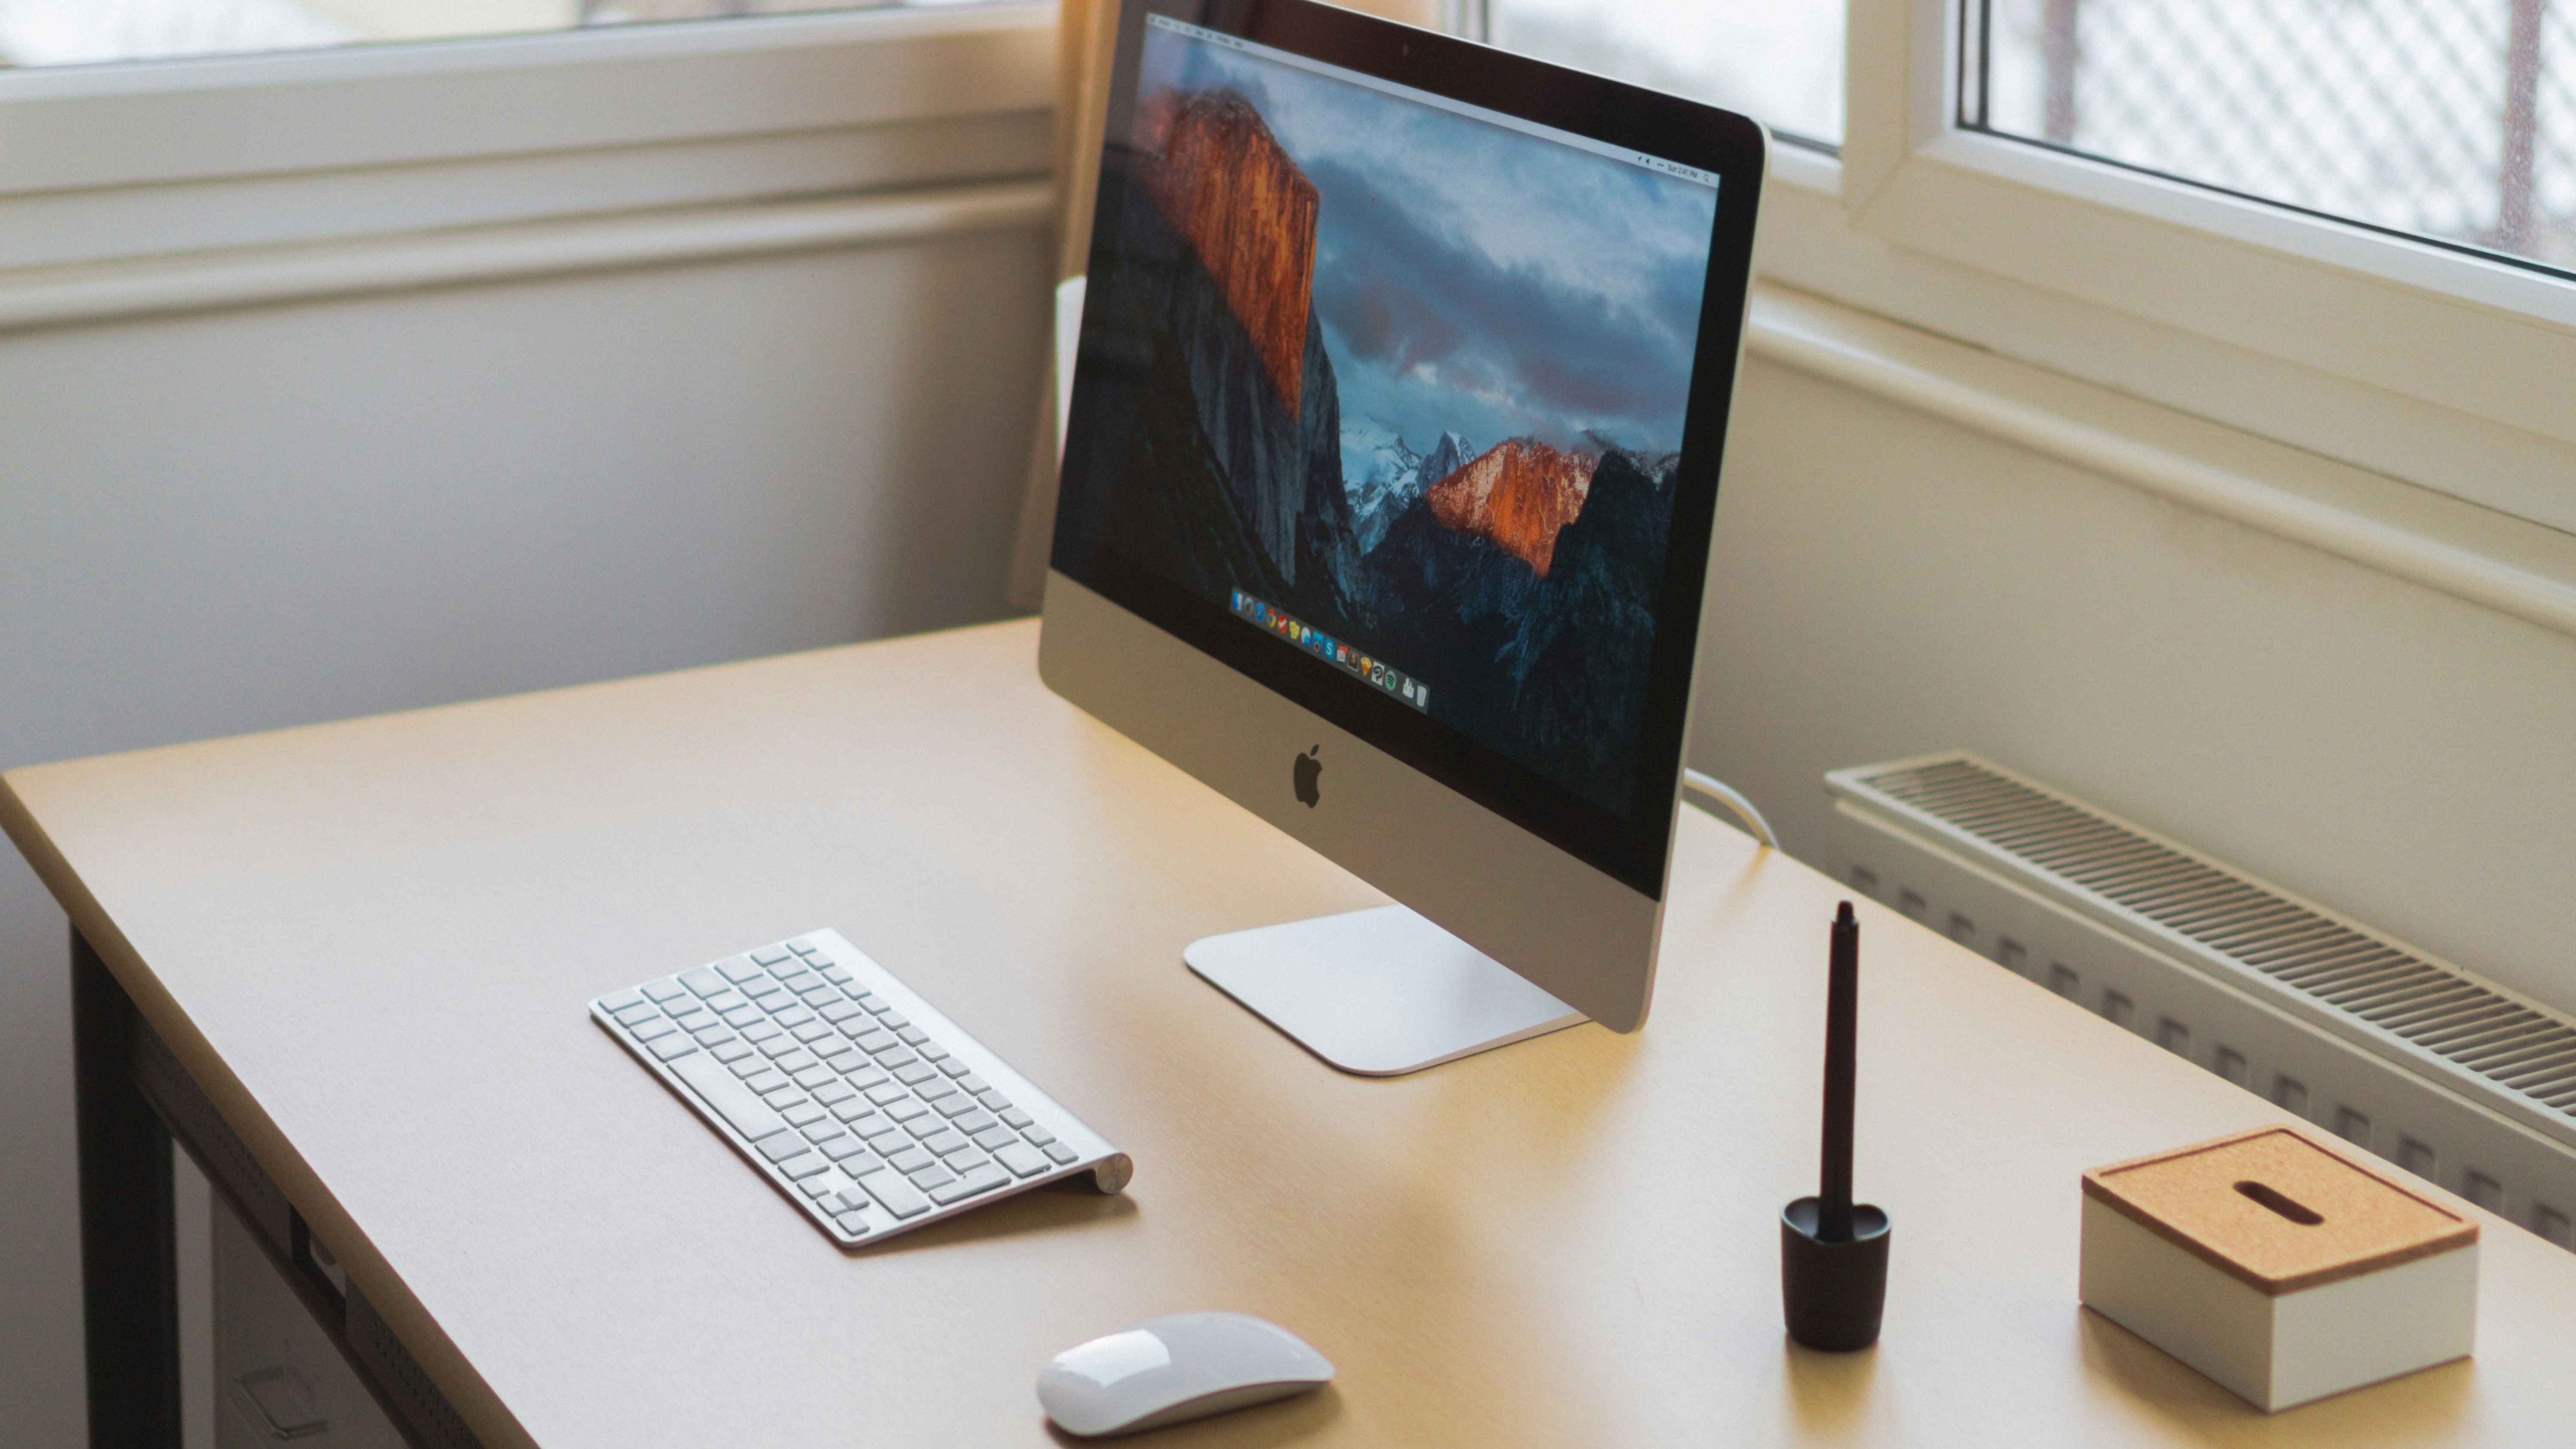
[2079,1126,2479,1411]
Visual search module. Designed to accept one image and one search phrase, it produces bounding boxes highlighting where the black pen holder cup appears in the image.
[1780,1197,1891,1352]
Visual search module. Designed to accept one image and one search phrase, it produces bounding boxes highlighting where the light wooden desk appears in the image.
[9,620,2572,1449]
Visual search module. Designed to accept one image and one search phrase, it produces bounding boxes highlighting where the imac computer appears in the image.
[1040,0,1766,1075]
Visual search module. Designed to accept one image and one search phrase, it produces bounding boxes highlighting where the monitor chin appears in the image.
[1039,569,1665,1044]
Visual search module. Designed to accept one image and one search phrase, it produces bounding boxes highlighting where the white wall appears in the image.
[0,227,1051,1449]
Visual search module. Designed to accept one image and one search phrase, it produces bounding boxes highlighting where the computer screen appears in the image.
[1054,5,1747,896]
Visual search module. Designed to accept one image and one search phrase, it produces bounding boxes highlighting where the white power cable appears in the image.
[1680,768,1778,851]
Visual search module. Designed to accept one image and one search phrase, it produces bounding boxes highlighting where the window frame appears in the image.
[0,5,1056,273]
[1837,0,2576,463]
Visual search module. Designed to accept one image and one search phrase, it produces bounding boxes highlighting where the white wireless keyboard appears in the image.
[592,929,1129,1245]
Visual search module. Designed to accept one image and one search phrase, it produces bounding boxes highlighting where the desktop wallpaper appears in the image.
[1066,21,1720,811]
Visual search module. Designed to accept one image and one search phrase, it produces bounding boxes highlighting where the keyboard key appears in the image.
[819,1001,867,1024]
[937,1057,972,1078]
[852,1029,897,1054]
[649,1035,698,1062]
[718,956,767,983]
[833,1212,871,1237]
[800,1176,838,1199]
[864,1082,911,1107]
[792,1067,838,1091]
[741,1021,784,1045]
[668,1052,790,1142]
[798,985,841,1006]
[830,1099,878,1124]
[743,1069,789,1095]
[933,1095,979,1120]
[885,1098,932,1124]
[860,995,895,1015]
[802,1121,844,1144]
[774,973,818,995]
[791,1022,834,1045]
[993,1142,1050,1178]
[780,1154,832,1181]
[712,1041,754,1065]
[758,1133,811,1164]
[720,1006,764,1029]
[751,947,793,966]
[885,1146,934,1174]
[971,1125,1017,1152]
[665,1010,713,1035]
[954,1109,998,1135]
[998,1108,1034,1129]
[876,1048,921,1072]
[929,1164,1009,1205]
[689,1025,734,1047]
[904,1115,945,1139]
[957,1075,990,1094]
[703,989,747,1011]
[772,1006,815,1030]
[823,1136,874,1163]
[757,1036,800,1060]
[1021,1125,1056,1147]
[811,1037,856,1062]
[812,1080,856,1106]
[895,1026,929,1046]
[783,1101,826,1127]
[858,1119,907,1146]
[877,1011,911,1030]
[1042,1142,1078,1165]
[681,968,727,997]
[601,991,647,1014]
[857,1168,930,1220]
[628,1017,678,1043]
[821,967,857,987]
[610,1001,658,1026]
[743,978,787,1002]
[907,1163,957,1193]
[917,1077,960,1104]
[894,1063,938,1086]
[775,1048,818,1072]
[840,1064,887,1088]
[643,978,689,1003]
[975,1090,1012,1113]
[922,1129,970,1156]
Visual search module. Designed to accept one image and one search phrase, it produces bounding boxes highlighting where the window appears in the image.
[1471,0,1844,148]
[0,0,995,69]
[1962,0,2576,277]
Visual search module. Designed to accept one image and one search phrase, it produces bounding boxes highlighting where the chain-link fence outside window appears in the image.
[1966,0,2576,275]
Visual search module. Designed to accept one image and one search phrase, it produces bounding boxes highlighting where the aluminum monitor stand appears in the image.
[1184,905,1587,1075]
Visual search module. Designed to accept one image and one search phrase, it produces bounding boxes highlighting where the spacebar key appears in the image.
[668,1050,790,1143]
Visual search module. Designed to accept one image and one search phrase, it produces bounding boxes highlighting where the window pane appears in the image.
[1967,0,2576,276]
[0,0,993,69]
[1483,0,1844,147]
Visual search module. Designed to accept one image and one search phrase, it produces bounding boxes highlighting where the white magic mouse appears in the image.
[1037,1312,1334,1437]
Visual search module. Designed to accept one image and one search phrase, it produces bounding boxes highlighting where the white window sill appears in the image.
[1743,280,2576,641]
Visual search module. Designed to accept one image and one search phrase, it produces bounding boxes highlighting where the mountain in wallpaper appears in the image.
[1071,83,1680,809]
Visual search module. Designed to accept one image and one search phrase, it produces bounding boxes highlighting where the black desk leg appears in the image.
[72,929,183,1449]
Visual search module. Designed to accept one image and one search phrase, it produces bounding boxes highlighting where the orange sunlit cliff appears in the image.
[1425,439,1598,577]
[1139,89,1320,415]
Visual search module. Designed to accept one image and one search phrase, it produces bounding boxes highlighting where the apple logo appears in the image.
[1292,745,1322,808]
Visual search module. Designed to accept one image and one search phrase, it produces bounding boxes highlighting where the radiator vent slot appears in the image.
[1827,751,2576,1249]
[1861,756,2576,1128]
